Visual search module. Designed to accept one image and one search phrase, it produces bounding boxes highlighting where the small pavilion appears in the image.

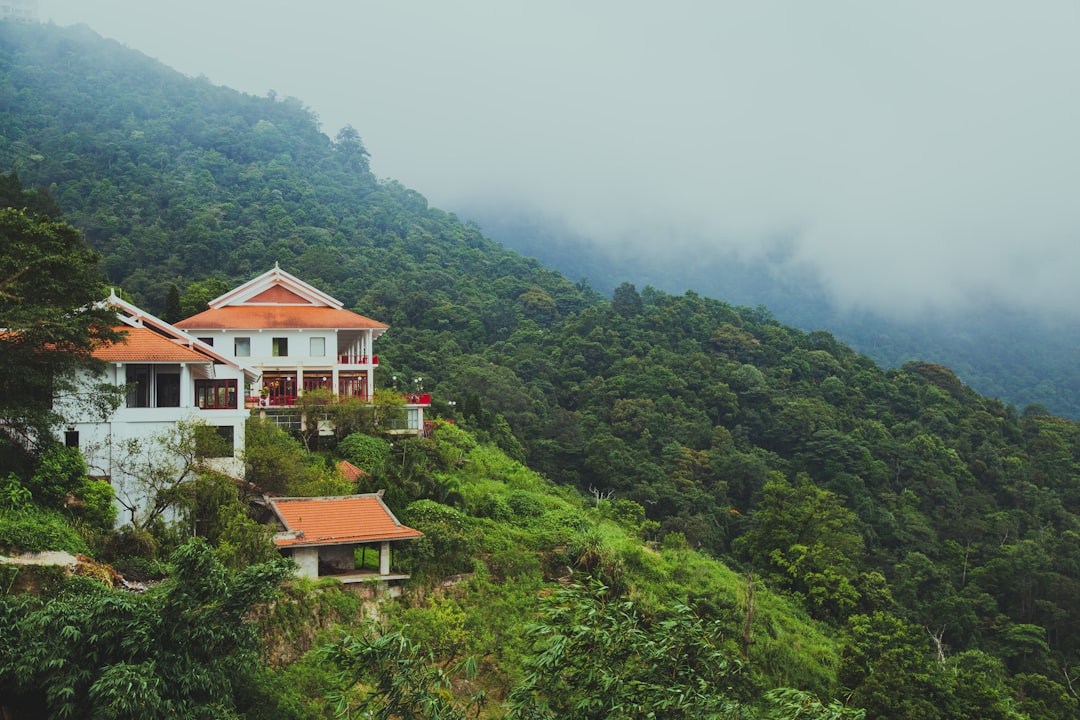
[267,494,422,583]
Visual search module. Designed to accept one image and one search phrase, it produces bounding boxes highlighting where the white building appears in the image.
[59,292,255,516]
[176,265,430,433]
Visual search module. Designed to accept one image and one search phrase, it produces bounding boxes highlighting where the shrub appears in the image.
[0,507,89,555]
[338,432,392,474]
[506,490,545,520]
[70,479,117,531]
[401,500,477,578]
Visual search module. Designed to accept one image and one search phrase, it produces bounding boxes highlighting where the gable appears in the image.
[208,266,343,310]
[246,286,315,305]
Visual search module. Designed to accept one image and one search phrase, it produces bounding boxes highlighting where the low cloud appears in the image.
[43,0,1080,320]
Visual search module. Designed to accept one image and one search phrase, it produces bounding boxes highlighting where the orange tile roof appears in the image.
[176,306,388,330]
[336,460,370,482]
[270,495,422,547]
[92,326,210,363]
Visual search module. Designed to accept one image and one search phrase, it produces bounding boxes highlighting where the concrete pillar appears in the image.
[379,541,391,575]
[293,547,319,579]
[179,363,190,408]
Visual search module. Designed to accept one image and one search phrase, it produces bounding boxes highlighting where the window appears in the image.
[234,337,251,357]
[156,373,180,407]
[126,365,181,408]
[126,364,152,408]
[198,337,214,347]
[272,337,288,357]
[195,379,238,409]
[310,337,325,357]
[65,430,79,448]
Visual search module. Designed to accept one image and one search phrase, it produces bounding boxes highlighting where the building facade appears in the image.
[176,265,429,432]
[59,292,255,518]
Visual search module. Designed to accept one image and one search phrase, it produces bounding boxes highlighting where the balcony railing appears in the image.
[247,395,299,408]
[247,392,429,409]
[337,354,378,365]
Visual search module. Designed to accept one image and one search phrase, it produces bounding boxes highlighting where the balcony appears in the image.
[338,354,378,365]
[247,392,429,409]
[250,394,298,407]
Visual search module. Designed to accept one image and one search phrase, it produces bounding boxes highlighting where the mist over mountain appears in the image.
[462,202,1080,418]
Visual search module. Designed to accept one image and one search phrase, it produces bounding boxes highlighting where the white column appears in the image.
[379,541,391,575]
[179,363,191,408]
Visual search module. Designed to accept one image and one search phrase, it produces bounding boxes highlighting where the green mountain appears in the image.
[4,20,1080,718]
[463,204,1080,419]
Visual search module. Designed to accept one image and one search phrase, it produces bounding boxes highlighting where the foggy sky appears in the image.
[41,1,1080,321]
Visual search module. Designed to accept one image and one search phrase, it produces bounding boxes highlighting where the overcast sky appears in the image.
[41,1,1080,321]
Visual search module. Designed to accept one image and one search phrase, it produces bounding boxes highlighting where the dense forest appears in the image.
[3,20,1080,718]
[468,206,1080,420]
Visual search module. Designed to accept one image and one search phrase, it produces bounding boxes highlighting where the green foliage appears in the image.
[506,578,745,719]
[338,432,392,474]
[0,539,292,718]
[757,688,865,719]
[244,416,321,495]
[26,445,86,506]
[736,475,863,622]
[402,499,477,577]
[323,628,478,720]
[0,473,31,510]
[0,506,89,554]
[0,200,123,449]
[73,477,118,530]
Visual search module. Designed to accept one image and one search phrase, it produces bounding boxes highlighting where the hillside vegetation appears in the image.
[3,20,1080,718]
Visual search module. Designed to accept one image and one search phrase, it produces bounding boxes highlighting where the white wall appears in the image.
[57,362,249,526]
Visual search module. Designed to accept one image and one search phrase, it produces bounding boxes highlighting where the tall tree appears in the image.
[0,204,122,456]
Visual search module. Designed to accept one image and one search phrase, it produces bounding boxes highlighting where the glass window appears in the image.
[126,364,152,408]
[310,337,325,357]
[156,373,181,407]
[65,431,79,448]
[198,337,214,347]
[234,337,251,357]
[272,337,288,357]
[194,379,238,409]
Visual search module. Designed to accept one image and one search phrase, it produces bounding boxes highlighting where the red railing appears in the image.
[337,354,378,365]
[248,391,427,408]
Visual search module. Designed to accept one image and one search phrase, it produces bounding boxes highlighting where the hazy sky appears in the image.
[41,1,1080,320]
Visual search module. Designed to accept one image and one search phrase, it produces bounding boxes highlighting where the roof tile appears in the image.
[270,495,422,547]
[93,327,209,363]
[176,306,388,330]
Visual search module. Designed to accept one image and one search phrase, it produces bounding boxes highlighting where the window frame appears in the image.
[194,378,238,410]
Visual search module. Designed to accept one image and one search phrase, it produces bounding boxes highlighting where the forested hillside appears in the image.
[4,20,1080,718]
[468,206,1080,419]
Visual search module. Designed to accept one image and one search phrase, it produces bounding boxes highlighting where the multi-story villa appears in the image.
[57,267,426,523]
[176,265,429,432]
